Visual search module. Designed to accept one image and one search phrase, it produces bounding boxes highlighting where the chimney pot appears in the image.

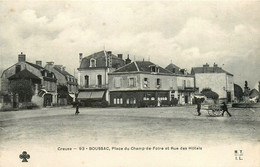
[117,54,123,59]
[18,52,26,62]
[46,62,54,66]
[36,60,42,67]
[125,54,131,64]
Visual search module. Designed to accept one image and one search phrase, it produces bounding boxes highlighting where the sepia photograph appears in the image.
[0,0,259,166]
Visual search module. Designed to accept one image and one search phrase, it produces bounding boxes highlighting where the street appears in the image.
[0,106,259,167]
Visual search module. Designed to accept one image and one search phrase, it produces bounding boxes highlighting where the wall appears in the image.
[227,74,235,100]
[45,65,67,85]
[1,62,42,93]
[78,68,107,88]
[195,73,227,99]
[177,76,194,88]
[109,73,178,92]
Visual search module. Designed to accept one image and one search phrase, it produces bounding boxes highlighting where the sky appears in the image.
[0,0,259,89]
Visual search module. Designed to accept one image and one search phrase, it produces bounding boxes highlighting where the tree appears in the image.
[234,84,243,102]
[201,88,219,100]
[9,79,34,102]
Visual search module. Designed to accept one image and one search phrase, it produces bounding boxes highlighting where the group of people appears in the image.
[196,99,232,117]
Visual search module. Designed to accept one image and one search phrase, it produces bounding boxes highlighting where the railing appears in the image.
[177,86,195,91]
[79,84,108,89]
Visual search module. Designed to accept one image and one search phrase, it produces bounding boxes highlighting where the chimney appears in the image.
[18,52,26,62]
[203,63,209,73]
[46,62,54,66]
[213,63,218,72]
[79,53,83,65]
[107,51,112,67]
[117,54,123,59]
[36,60,42,67]
[62,66,66,71]
[125,54,131,64]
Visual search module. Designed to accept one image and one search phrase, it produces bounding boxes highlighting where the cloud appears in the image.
[0,1,259,88]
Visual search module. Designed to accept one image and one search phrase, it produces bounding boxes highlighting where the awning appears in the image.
[77,91,105,100]
[91,91,105,99]
[69,93,75,99]
[77,92,91,100]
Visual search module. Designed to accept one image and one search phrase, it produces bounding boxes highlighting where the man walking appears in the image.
[222,102,231,117]
[75,103,80,115]
[197,98,201,116]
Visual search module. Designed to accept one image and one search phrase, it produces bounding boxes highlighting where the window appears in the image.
[129,98,136,104]
[97,75,102,86]
[143,78,149,88]
[150,65,159,73]
[90,58,96,67]
[129,78,136,87]
[182,80,186,88]
[85,75,89,88]
[114,98,123,104]
[156,78,161,87]
[187,80,191,87]
[114,77,121,88]
[172,68,175,73]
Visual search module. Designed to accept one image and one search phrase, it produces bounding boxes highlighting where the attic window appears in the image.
[150,65,159,73]
[172,68,175,73]
[90,58,96,67]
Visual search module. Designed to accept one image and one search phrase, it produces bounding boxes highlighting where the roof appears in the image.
[8,69,41,81]
[191,66,233,76]
[79,50,125,69]
[26,61,45,70]
[165,63,182,74]
[53,65,74,77]
[113,61,172,74]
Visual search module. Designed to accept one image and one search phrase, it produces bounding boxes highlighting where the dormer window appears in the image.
[90,58,96,67]
[150,65,159,73]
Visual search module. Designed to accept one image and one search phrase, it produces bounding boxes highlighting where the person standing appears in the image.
[222,102,232,117]
[197,98,201,116]
[75,103,80,115]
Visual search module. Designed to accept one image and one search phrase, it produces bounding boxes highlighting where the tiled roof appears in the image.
[165,63,182,74]
[8,69,41,81]
[53,65,73,77]
[79,50,125,69]
[113,62,138,72]
[191,67,233,76]
[114,61,172,74]
[26,61,45,70]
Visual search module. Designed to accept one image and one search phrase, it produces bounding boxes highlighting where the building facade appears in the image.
[191,63,234,102]
[165,63,197,104]
[45,62,78,105]
[1,52,57,108]
[108,61,180,107]
[77,50,126,106]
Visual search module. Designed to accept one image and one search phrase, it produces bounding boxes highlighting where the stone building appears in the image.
[45,62,78,105]
[77,50,126,106]
[108,60,177,107]
[166,63,196,104]
[191,63,234,102]
[1,52,57,108]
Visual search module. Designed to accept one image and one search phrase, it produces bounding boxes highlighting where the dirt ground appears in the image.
[0,106,259,167]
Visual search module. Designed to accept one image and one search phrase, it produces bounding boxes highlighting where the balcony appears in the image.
[79,84,108,89]
[178,86,195,91]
